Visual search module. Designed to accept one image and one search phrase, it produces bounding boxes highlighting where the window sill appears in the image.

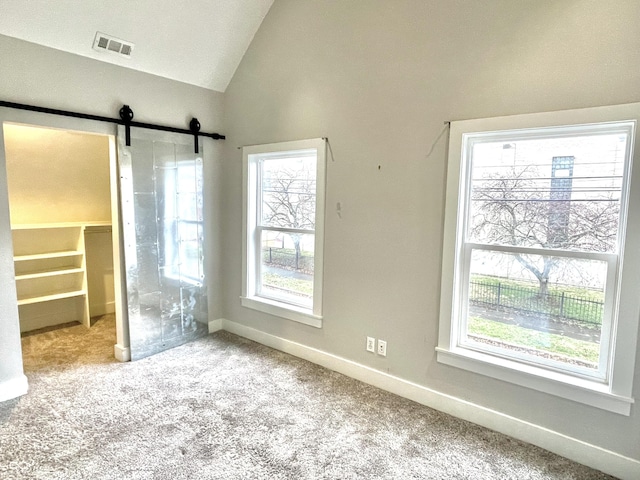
[436,346,634,415]
[240,296,322,328]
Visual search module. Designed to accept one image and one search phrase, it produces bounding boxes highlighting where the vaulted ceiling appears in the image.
[0,0,274,92]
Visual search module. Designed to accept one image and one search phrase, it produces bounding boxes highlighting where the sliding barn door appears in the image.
[117,126,208,360]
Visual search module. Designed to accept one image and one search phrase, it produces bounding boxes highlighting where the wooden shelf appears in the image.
[15,267,84,281]
[12,224,91,331]
[17,289,87,306]
[11,221,112,230]
[14,250,83,262]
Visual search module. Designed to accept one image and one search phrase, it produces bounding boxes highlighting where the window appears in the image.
[438,104,640,415]
[241,138,326,327]
[162,153,204,286]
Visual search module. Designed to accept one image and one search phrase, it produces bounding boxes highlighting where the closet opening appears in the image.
[3,123,120,364]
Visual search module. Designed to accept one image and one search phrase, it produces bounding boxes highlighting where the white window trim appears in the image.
[438,103,640,415]
[241,138,326,328]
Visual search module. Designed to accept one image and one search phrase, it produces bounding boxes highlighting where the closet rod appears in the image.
[0,100,225,151]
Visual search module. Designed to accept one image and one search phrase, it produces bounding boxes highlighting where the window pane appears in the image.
[178,220,202,284]
[463,249,606,371]
[259,230,314,308]
[260,154,317,230]
[468,133,628,253]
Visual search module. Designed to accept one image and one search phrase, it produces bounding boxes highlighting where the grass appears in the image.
[468,316,600,364]
[262,273,313,297]
[264,247,313,257]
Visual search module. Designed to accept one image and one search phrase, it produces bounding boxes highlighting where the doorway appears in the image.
[5,123,115,323]
[2,121,120,363]
[0,107,129,394]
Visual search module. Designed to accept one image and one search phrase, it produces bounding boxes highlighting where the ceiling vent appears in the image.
[93,32,134,58]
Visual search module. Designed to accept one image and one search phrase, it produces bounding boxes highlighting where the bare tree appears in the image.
[471,164,619,297]
[262,161,316,268]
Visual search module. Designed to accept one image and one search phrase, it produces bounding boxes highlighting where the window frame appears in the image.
[437,104,640,415]
[241,138,326,327]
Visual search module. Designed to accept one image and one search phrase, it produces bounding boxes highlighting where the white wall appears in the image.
[0,34,224,394]
[222,0,640,463]
[0,123,24,400]
[85,229,115,317]
[3,124,111,224]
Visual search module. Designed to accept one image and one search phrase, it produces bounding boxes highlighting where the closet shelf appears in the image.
[14,250,83,262]
[12,225,91,331]
[17,289,87,306]
[11,221,111,230]
[15,267,84,281]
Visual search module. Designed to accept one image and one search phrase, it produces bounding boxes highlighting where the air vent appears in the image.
[93,32,134,58]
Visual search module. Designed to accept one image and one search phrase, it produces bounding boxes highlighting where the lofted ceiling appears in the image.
[0,0,274,92]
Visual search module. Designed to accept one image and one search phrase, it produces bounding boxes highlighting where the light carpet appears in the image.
[0,315,615,479]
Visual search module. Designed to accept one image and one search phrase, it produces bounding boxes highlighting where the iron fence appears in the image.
[263,247,313,274]
[469,279,603,326]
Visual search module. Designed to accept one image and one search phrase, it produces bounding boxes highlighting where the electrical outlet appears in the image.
[366,336,375,352]
[377,339,387,357]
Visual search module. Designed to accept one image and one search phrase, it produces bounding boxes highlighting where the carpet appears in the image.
[0,315,615,479]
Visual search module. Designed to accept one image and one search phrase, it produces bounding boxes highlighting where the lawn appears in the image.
[263,272,313,297]
[468,316,600,365]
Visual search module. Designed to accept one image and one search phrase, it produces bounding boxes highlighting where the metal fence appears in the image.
[469,279,604,326]
[263,247,313,274]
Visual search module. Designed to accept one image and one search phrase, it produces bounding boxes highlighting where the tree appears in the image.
[471,163,619,297]
[261,160,316,269]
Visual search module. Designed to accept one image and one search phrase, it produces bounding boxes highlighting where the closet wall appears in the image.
[3,123,115,330]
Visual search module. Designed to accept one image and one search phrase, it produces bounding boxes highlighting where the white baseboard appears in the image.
[113,318,222,362]
[114,343,130,362]
[18,308,79,333]
[208,318,223,333]
[0,374,28,402]
[220,318,640,480]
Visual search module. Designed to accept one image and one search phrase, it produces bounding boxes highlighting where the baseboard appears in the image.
[208,318,223,333]
[220,318,640,480]
[90,301,116,317]
[0,374,28,402]
[114,343,130,362]
[18,307,80,333]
